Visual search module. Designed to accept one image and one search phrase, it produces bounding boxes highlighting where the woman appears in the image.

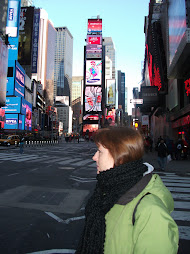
[75,127,179,254]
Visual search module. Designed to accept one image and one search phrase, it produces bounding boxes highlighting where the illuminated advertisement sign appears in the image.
[0,38,8,107]
[86,60,102,85]
[0,108,6,128]
[168,0,186,65]
[4,113,18,129]
[19,114,25,130]
[83,124,99,133]
[105,108,115,126]
[83,114,99,121]
[6,0,20,37]
[21,98,32,130]
[85,86,102,112]
[15,61,25,97]
[18,7,34,65]
[2,97,21,113]
[87,35,102,45]
[88,19,102,33]
[106,79,116,105]
[86,45,102,59]
[31,8,40,73]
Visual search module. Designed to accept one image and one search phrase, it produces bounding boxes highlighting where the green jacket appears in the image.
[104,174,179,254]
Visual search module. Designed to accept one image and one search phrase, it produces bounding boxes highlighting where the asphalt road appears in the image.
[0,141,189,254]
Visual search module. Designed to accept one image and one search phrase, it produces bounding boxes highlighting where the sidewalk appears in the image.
[143,151,190,174]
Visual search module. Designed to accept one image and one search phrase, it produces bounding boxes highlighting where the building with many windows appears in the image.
[54,27,73,104]
[103,37,116,79]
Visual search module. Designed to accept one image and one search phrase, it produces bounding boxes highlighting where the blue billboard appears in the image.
[4,113,18,129]
[15,61,25,97]
[2,97,21,113]
[6,0,21,37]
[19,114,25,130]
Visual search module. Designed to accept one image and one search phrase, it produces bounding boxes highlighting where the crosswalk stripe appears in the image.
[168,187,190,193]
[178,226,190,240]
[171,211,190,221]
[72,159,92,166]
[162,178,190,183]
[172,193,190,201]
[174,201,190,209]
[12,155,39,162]
[58,158,82,165]
[165,182,190,187]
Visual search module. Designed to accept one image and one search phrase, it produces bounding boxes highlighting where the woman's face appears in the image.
[92,144,114,174]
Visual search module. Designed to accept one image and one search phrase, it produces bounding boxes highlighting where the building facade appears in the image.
[54,27,73,104]
[103,37,116,79]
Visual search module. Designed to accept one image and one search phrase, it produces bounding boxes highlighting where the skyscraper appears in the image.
[54,27,73,104]
[103,37,116,79]
[117,70,125,113]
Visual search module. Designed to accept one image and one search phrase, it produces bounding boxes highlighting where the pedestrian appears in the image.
[19,135,24,154]
[75,127,179,254]
[175,138,183,160]
[157,138,168,171]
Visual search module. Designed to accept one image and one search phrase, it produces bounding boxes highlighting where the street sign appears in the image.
[130,99,143,104]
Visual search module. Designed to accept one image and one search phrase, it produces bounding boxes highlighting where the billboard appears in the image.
[2,97,21,113]
[0,38,8,107]
[15,61,25,97]
[106,79,116,105]
[19,114,25,130]
[87,35,102,45]
[83,124,99,133]
[21,98,32,130]
[85,60,102,85]
[31,9,40,73]
[18,7,34,65]
[86,45,102,59]
[85,86,102,112]
[83,114,99,121]
[168,0,186,65]
[88,19,102,33]
[0,109,6,129]
[6,0,20,37]
[105,108,115,126]
[4,113,18,129]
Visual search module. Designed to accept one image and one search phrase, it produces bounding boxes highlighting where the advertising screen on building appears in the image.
[6,0,20,37]
[86,60,102,85]
[106,79,116,105]
[83,114,99,121]
[88,19,102,33]
[2,97,21,113]
[83,124,99,133]
[15,61,25,97]
[0,38,8,107]
[168,0,186,65]
[87,35,102,45]
[4,114,18,129]
[0,109,6,129]
[86,45,102,59]
[105,108,115,126]
[85,86,102,112]
[31,8,40,73]
[21,98,32,130]
[18,7,34,65]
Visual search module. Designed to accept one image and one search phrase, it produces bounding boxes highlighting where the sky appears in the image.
[33,0,150,114]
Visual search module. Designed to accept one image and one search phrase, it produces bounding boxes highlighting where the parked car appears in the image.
[0,135,20,146]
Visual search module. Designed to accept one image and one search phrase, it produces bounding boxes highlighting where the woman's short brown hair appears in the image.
[94,127,144,166]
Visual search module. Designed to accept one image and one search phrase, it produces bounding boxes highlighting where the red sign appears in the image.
[184,78,190,96]
[88,19,102,33]
[87,35,101,45]
[172,115,190,128]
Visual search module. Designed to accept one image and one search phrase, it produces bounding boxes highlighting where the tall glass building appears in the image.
[54,27,73,105]
[103,37,116,79]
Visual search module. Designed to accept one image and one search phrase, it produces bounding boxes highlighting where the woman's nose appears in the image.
[92,151,98,161]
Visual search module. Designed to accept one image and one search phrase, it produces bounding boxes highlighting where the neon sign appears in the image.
[184,78,190,96]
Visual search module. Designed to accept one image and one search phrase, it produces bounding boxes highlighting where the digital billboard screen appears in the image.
[83,114,99,121]
[168,0,186,65]
[6,0,20,37]
[86,45,102,59]
[0,38,8,107]
[106,79,116,105]
[0,108,6,129]
[85,86,102,112]
[18,7,34,65]
[21,98,32,130]
[83,124,99,133]
[4,114,18,129]
[87,35,102,45]
[88,19,102,33]
[86,60,102,85]
[2,97,21,113]
[15,61,25,97]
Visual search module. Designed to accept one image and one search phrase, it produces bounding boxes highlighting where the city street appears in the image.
[0,141,189,253]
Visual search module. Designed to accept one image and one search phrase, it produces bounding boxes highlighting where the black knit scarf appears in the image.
[75,159,147,254]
